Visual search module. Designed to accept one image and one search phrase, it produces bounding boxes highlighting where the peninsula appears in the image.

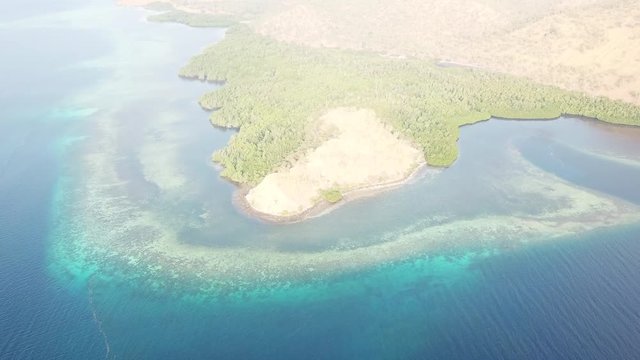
[124,0,640,221]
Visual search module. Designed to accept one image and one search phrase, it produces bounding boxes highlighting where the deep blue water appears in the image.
[0,3,109,357]
[1,1,640,359]
[72,225,639,360]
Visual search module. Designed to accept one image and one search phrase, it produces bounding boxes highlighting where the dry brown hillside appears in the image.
[123,0,640,105]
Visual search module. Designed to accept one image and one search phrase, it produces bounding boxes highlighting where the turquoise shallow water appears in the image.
[2,1,640,359]
[78,227,640,359]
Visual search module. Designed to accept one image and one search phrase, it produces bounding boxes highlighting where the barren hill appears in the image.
[124,0,640,105]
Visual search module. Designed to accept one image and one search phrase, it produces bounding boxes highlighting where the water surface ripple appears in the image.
[1,1,640,359]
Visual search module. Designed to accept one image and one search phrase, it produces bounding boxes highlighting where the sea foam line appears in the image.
[88,278,114,360]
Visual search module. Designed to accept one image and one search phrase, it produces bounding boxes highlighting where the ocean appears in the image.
[1,1,639,359]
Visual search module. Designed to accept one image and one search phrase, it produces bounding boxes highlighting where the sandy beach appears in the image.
[234,163,434,224]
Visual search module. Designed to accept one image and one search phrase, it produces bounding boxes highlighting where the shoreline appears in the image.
[228,116,625,224]
[233,162,434,224]
[125,3,640,224]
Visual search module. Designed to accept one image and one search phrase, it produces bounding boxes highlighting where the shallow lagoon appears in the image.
[2,1,640,358]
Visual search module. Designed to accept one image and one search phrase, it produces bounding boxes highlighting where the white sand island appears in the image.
[243,108,425,221]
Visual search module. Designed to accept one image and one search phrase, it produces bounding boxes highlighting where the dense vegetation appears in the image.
[321,189,343,204]
[180,26,640,185]
[147,9,236,28]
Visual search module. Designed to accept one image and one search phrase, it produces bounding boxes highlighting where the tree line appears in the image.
[179,26,640,184]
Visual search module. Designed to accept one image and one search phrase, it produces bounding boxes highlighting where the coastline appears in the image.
[233,162,434,224]
[122,2,640,225]
[229,115,640,224]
